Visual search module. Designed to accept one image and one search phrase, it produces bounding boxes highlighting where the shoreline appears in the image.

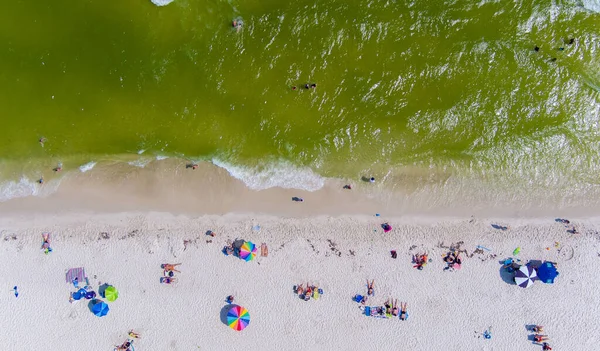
[0,211,597,350]
[1,157,600,218]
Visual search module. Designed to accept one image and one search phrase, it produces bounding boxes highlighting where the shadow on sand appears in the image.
[498,263,515,285]
[220,305,234,326]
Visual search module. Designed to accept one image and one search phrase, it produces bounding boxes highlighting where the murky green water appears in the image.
[0,0,599,198]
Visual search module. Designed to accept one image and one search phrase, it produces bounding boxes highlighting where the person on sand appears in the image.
[128,331,141,339]
[384,299,392,314]
[115,340,132,351]
[533,335,550,343]
[305,284,313,297]
[295,284,304,296]
[343,184,352,189]
[162,263,181,273]
[367,280,375,296]
[454,253,462,265]
[160,276,176,284]
[532,325,544,333]
[260,243,268,257]
[392,299,399,316]
[399,302,408,320]
[41,232,52,254]
[542,342,552,350]
[292,197,304,202]
[226,295,234,304]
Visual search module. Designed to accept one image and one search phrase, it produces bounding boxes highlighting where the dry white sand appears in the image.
[0,212,598,350]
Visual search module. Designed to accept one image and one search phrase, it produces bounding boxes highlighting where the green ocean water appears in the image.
[0,0,599,197]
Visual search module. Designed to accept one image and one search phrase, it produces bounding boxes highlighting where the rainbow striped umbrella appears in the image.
[239,241,257,261]
[227,305,250,331]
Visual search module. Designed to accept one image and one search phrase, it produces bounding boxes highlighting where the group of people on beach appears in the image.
[443,251,462,271]
[557,218,578,235]
[412,253,428,270]
[530,325,552,350]
[114,331,140,351]
[354,280,409,320]
[160,263,180,285]
[294,283,322,301]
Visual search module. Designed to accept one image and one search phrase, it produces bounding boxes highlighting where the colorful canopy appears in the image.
[91,300,110,317]
[105,286,119,302]
[239,241,257,262]
[227,305,250,331]
[536,262,559,284]
[514,264,537,288]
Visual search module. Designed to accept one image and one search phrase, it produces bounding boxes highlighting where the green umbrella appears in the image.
[105,286,119,302]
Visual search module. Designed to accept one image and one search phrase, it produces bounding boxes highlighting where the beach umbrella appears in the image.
[536,262,559,284]
[514,265,537,288]
[239,241,257,262]
[104,286,119,302]
[91,300,110,317]
[227,305,250,331]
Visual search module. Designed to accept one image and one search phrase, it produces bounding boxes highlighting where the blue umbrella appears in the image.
[536,262,559,284]
[91,300,109,317]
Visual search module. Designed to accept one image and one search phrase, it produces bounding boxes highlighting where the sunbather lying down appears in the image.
[114,340,132,351]
[161,263,181,273]
[160,277,177,284]
[261,243,268,257]
[399,302,408,320]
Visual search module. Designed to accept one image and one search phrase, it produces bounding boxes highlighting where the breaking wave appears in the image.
[212,158,325,191]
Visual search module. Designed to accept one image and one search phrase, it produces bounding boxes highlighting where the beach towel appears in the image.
[65,267,86,284]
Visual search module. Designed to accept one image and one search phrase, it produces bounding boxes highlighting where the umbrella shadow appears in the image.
[98,283,110,298]
[88,299,99,313]
[498,263,516,285]
[220,305,233,326]
[528,260,543,269]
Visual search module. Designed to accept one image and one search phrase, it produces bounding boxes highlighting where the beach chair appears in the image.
[364,306,371,316]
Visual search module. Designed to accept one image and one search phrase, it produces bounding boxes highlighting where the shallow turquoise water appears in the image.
[0,0,599,197]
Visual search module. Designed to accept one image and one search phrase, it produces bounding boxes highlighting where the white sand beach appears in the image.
[1,210,598,350]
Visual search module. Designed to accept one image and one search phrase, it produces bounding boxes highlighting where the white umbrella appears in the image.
[514,265,537,288]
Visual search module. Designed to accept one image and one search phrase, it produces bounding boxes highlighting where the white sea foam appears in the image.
[79,161,96,173]
[156,155,169,161]
[212,159,325,191]
[581,0,600,12]
[128,158,152,168]
[137,149,146,155]
[0,177,61,202]
[151,0,175,6]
